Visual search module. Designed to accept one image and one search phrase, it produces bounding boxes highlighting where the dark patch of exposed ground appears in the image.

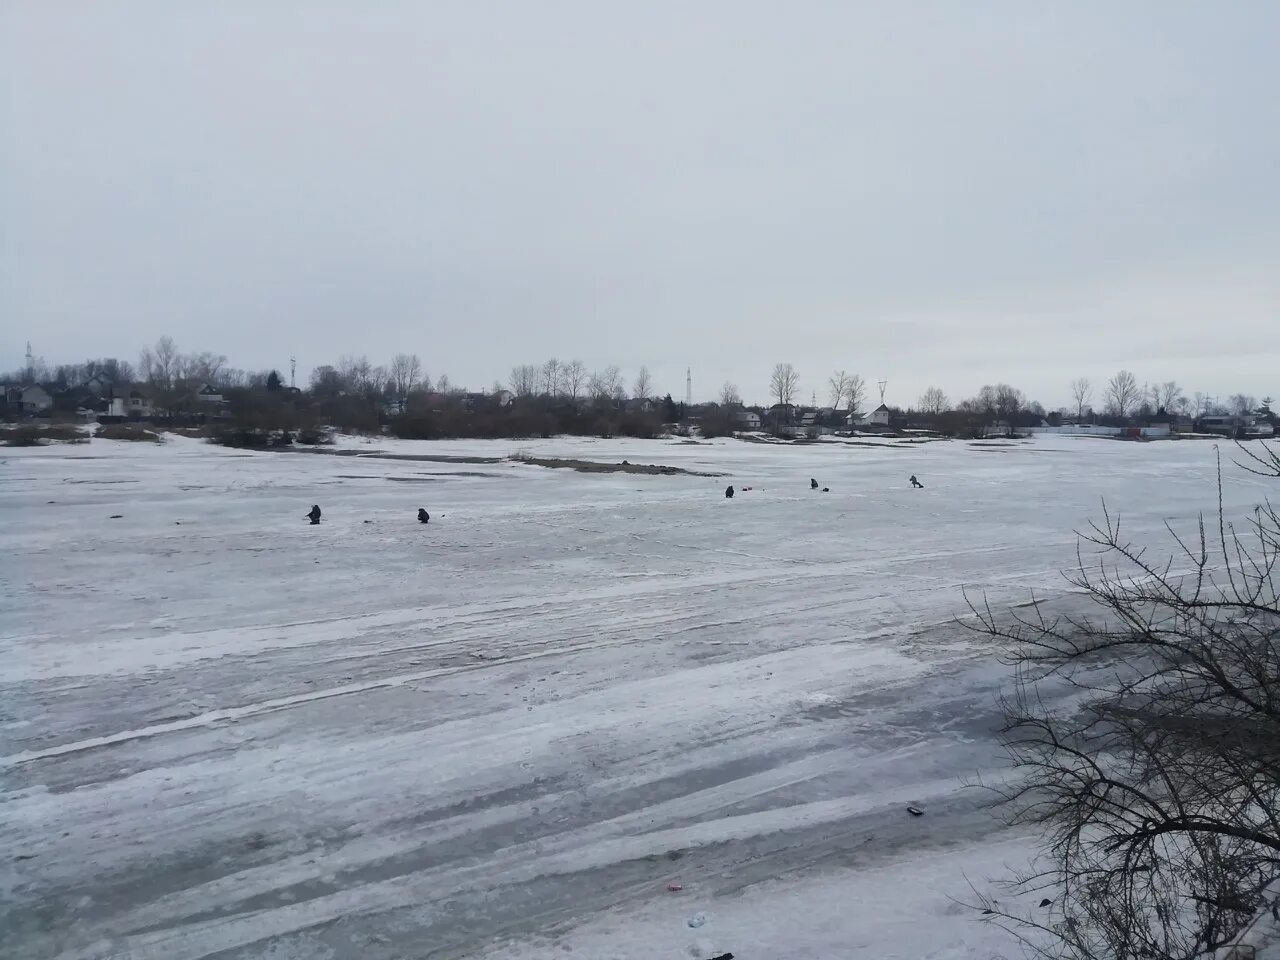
[510,455,724,477]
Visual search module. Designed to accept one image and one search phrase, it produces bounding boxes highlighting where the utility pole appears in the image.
[877,379,888,405]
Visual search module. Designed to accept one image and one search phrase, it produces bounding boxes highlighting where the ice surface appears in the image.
[1,433,1264,959]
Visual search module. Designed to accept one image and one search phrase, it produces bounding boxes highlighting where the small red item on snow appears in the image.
[666,882,684,892]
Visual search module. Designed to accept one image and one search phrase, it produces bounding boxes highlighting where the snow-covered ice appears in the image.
[1,433,1263,959]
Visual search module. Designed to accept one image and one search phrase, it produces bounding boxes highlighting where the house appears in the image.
[194,383,230,418]
[767,403,797,425]
[734,410,761,430]
[6,384,54,415]
[493,389,515,407]
[980,419,1013,438]
[107,386,155,420]
[624,397,655,413]
[867,403,892,426]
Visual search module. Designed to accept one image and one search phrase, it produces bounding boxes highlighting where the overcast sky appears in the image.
[2,2,1276,408]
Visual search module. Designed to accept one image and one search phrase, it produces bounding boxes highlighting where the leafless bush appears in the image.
[94,424,162,442]
[967,442,1280,959]
[3,424,88,446]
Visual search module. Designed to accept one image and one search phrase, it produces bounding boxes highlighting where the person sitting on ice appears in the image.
[725,485,735,499]
[306,504,322,524]
[417,508,430,524]
[810,478,819,489]
[909,475,924,489]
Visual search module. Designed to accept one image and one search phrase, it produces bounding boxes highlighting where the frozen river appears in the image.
[2,433,1264,959]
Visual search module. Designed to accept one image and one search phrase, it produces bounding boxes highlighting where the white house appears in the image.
[867,403,892,426]
[107,386,155,419]
[734,410,761,430]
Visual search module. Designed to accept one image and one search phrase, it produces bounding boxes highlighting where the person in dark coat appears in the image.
[909,475,924,489]
[810,478,819,489]
[725,485,735,499]
[417,508,430,524]
[307,504,322,524]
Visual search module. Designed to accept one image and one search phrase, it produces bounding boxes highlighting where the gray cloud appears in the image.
[2,1,1276,408]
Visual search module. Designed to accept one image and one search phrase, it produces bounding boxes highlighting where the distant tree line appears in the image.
[4,341,1273,440]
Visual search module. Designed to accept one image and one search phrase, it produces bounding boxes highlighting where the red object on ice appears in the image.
[666,882,684,892]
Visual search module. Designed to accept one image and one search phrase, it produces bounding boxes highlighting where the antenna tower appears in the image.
[25,341,34,378]
[877,379,888,404]
[686,368,692,407]
[290,357,297,388]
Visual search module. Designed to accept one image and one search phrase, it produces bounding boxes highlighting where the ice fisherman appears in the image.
[810,478,819,489]
[417,508,430,524]
[725,485,735,499]
[306,504,322,524]
[909,475,924,489]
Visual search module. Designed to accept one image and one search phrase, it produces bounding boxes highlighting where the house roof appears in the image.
[873,403,891,412]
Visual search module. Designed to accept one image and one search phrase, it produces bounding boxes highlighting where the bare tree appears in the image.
[847,374,867,414]
[335,354,374,395]
[586,371,606,399]
[184,351,227,387]
[541,358,561,397]
[974,384,998,414]
[1149,380,1183,415]
[509,364,539,397]
[1193,391,1209,417]
[769,363,799,406]
[558,360,583,399]
[139,337,180,388]
[719,381,741,407]
[1105,369,1140,417]
[154,336,180,386]
[633,365,653,401]
[593,363,624,401]
[435,373,452,394]
[828,370,851,408]
[969,445,1280,959]
[1230,393,1258,415]
[917,386,949,414]
[995,383,1024,421]
[389,354,422,398]
[309,365,343,399]
[1070,378,1093,419]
